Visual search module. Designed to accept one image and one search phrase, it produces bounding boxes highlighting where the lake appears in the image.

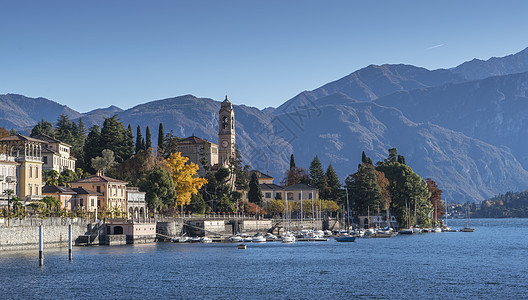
[0,218,527,299]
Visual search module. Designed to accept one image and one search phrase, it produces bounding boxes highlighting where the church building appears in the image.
[176,96,236,177]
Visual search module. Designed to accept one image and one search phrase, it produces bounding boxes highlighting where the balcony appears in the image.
[0,154,16,162]
[6,176,16,183]
[15,156,43,163]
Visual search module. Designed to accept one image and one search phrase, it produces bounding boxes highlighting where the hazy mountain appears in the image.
[0,94,81,132]
[375,71,528,169]
[453,47,528,80]
[272,93,528,202]
[4,47,528,202]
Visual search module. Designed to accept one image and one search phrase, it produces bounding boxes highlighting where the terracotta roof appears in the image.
[42,185,76,194]
[70,175,128,184]
[42,185,101,195]
[71,187,102,195]
[283,183,318,191]
[33,134,72,147]
[177,135,217,146]
[260,183,284,191]
[0,134,46,143]
[250,170,274,179]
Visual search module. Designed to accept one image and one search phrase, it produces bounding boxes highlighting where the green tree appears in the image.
[324,163,341,201]
[54,114,74,145]
[376,149,431,227]
[139,167,177,212]
[189,192,206,214]
[248,172,263,205]
[43,170,59,186]
[145,126,152,149]
[157,123,165,157]
[58,169,78,186]
[124,125,135,161]
[135,125,143,154]
[345,163,382,216]
[83,125,102,173]
[309,155,327,191]
[9,129,16,135]
[163,130,182,158]
[72,118,87,168]
[31,119,53,137]
[3,189,15,214]
[91,149,117,174]
[100,115,129,163]
[361,151,373,165]
[290,154,296,170]
[199,140,211,172]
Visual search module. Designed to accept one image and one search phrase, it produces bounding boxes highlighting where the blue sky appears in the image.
[1,1,527,112]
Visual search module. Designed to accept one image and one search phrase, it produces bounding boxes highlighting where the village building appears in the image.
[0,152,19,206]
[42,185,101,212]
[69,173,127,212]
[34,134,76,173]
[0,134,45,201]
[176,96,236,178]
[126,187,147,219]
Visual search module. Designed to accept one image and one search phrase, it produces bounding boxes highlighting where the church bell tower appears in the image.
[218,96,235,166]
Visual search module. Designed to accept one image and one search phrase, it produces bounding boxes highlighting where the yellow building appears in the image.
[42,185,101,212]
[34,134,77,173]
[176,136,218,177]
[0,152,19,201]
[0,134,45,200]
[69,173,128,212]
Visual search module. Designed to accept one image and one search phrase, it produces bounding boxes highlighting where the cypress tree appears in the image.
[125,124,135,160]
[145,126,152,149]
[141,138,146,151]
[248,172,263,205]
[290,154,296,170]
[135,125,143,154]
[158,123,165,156]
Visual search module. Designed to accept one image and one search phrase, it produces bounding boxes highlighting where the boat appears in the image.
[190,236,202,243]
[265,233,278,242]
[433,227,442,233]
[370,227,398,238]
[334,232,356,242]
[399,228,413,235]
[200,237,212,243]
[460,205,475,232]
[229,235,244,243]
[252,232,266,243]
[281,231,296,243]
[172,234,191,243]
[237,244,247,249]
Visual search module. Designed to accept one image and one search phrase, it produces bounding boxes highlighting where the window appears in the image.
[35,184,39,195]
[96,186,101,193]
[309,193,312,199]
[80,199,84,207]
[91,199,94,206]
[43,156,48,164]
[287,193,293,200]
[36,167,38,178]
[265,192,271,198]
[28,184,32,195]
[29,166,32,178]
[298,193,302,200]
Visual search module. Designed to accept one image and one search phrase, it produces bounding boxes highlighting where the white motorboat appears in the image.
[200,237,212,243]
[252,232,266,243]
[265,233,278,242]
[281,232,296,243]
[229,235,244,243]
[433,227,442,233]
[399,228,413,235]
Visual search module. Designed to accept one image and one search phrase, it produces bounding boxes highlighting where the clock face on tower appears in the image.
[222,140,228,148]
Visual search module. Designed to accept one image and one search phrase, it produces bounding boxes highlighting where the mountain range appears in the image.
[3,47,528,203]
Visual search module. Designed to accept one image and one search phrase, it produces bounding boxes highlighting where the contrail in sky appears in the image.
[427,44,445,50]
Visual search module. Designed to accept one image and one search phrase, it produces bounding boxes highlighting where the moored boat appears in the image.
[252,232,266,243]
[281,232,296,243]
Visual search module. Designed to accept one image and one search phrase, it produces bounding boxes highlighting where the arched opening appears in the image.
[364,218,369,229]
[113,226,124,235]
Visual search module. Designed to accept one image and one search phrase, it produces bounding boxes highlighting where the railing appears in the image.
[0,154,16,162]
[15,156,43,162]
[5,176,16,183]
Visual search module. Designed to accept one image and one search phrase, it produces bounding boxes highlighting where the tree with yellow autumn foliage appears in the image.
[165,152,207,207]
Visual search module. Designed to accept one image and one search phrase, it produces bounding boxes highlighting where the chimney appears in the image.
[96,170,103,176]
